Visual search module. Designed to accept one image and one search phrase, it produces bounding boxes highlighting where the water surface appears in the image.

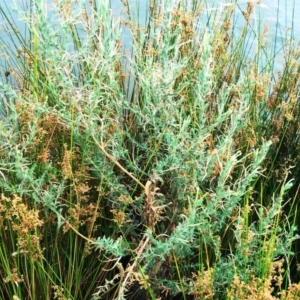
[0,0,298,81]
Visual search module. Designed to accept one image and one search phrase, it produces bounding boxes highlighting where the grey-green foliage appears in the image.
[116,24,277,272]
[94,236,128,257]
[0,1,298,299]
[214,179,298,293]
[144,143,272,257]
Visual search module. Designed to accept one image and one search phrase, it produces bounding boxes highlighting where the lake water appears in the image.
[111,0,300,59]
[0,0,299,80]
[1,0,299,56]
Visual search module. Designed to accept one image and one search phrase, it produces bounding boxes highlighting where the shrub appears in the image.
[0,1,299,299]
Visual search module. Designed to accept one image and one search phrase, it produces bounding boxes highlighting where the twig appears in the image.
[91,133,145,190]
